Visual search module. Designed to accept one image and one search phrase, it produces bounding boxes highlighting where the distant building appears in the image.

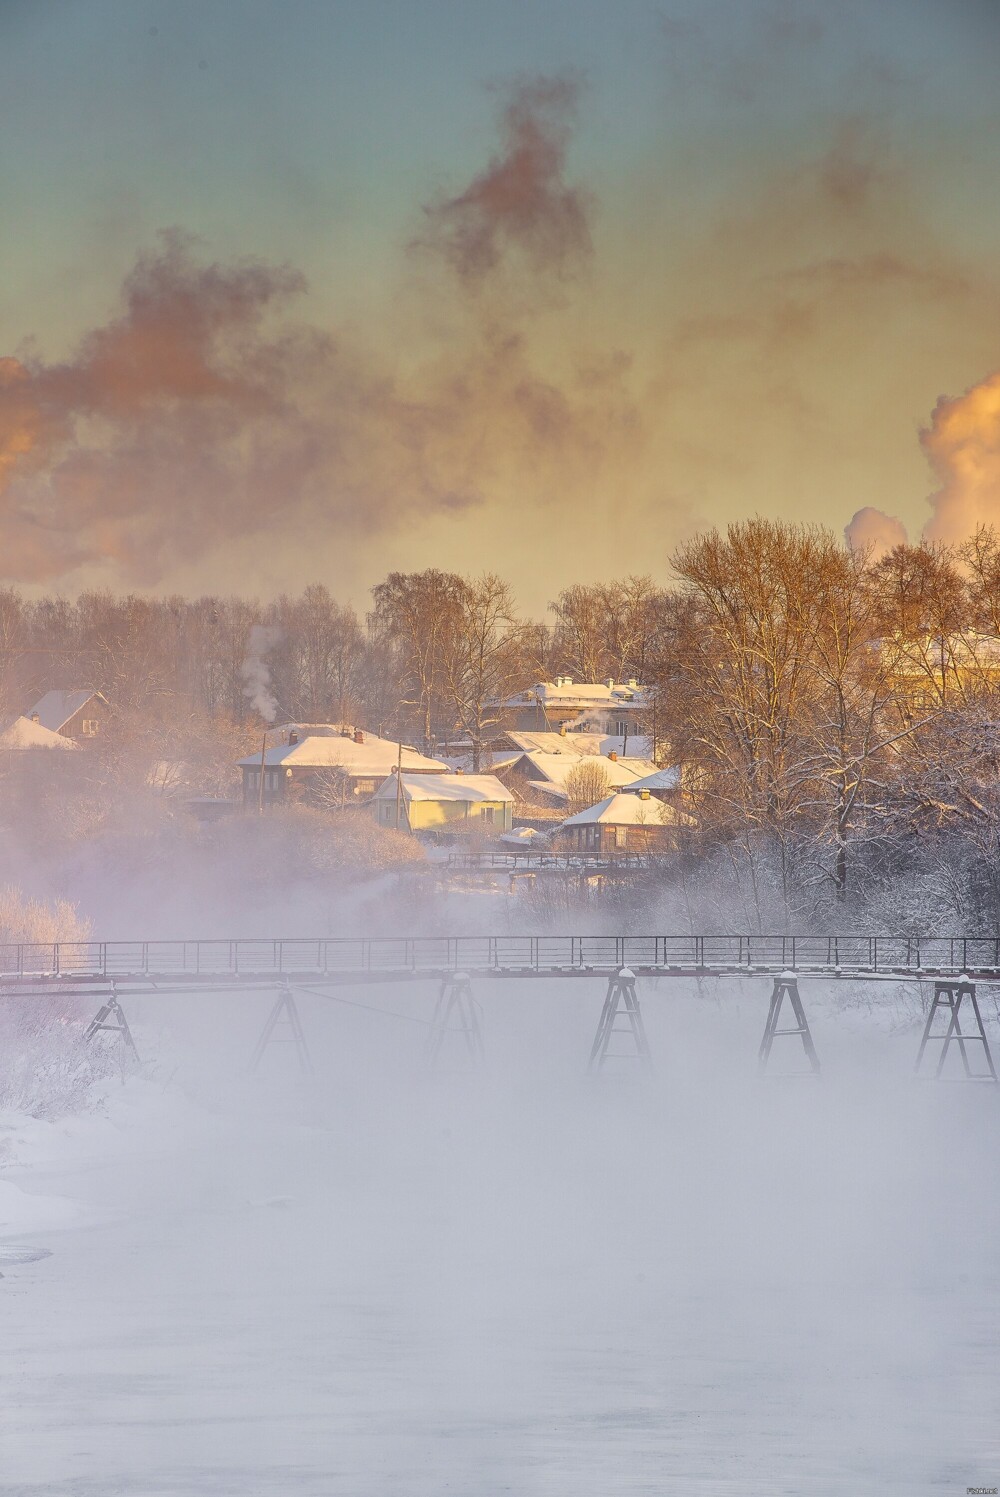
[497,748,660,810]
[237,724,448,807]
[617,765,683,801]
[372,772,514,833]
[554,789,693,856]
[25,689,108,742]
[497,679,650,736]
[884,632,1000,716]
[496,728,654,759]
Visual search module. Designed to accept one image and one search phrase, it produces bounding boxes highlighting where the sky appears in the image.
[2,0,999,614]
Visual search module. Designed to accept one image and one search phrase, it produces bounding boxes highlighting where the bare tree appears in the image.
[549,584,611,681]
[442,573,533,770]
[370,570,466,750]
[669,521,842,920]
[271,585,364,722]
[564,759,611,815]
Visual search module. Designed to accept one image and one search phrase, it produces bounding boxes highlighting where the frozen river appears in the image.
[2,979,998,1495]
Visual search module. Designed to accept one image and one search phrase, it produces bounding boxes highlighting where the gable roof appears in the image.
[515,751,659,800]
[504,730,653,758]
[0,715,80,750]
[237,732,447,775]
[620,765,682,793]
[561,792,694,827]
[27,689,105,733]
[373,772,513,804]
[503,680,648,708]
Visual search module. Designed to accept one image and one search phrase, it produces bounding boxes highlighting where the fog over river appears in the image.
[2,978,998,1495]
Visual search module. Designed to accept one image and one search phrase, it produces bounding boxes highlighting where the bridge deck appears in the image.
[2,935,1000,989]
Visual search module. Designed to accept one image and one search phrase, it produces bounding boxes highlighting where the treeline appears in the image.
[5,523,1000,927]
[0,574,673,765]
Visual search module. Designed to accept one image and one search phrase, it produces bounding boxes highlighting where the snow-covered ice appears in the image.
[1,978,998,1495]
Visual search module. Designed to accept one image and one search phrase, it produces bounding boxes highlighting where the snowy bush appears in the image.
[0,888,120,1118]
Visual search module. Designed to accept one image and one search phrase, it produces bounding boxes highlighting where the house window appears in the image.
[264,770,279,790]
[81,719,99,736]
[615,719,628,736]
[355,779,375,795]
[248,769,259,789]
[482,805,495,824]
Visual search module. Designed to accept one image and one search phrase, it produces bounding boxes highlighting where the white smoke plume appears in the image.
[241,624,283,722]
[844,506,908,557]
[921,369,1000,544]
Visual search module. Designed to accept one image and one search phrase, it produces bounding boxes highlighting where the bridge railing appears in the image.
[3,934,1000,980]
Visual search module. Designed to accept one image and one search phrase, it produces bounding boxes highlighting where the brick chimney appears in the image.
[354,729,364,745]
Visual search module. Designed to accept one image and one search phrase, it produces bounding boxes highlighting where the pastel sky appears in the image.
[2,0,999,612]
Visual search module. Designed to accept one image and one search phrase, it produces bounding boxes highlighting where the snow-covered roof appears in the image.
[621,766,682,793]
[437,751,523,774]
[499,826,548,845]
[26,689,104,733]
[504,679,648,708]
[504,730,653,758]
[237,733,447,775]
[0,715,80,750]
[520,752,659,793]
[560,792,694,828]
[373,772,513,804]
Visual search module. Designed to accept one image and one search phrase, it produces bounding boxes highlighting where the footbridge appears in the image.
[5,933,1000,986]
[2,934,998,1083]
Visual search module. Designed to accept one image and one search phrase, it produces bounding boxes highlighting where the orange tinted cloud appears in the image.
[922,371,1000,544]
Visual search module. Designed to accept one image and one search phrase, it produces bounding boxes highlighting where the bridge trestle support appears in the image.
[250,982,312,1076]
[84,985,140,1070]
[426,973,485,1072]
[589,968,652,1074]
[758,973,820,1075]
[915,978,997,1082]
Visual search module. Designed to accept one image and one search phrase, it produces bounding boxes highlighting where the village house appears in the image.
[237,724,448,807]
[618,765,683,801]
[498,678,650,736]
[371,771,514,834]
[25,689,108,742]
[494,728,655,759]
[496,748,661,811]
[554,789,693,856]
[884,631,1000,716]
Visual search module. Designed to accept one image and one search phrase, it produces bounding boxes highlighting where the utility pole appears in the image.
[394,728,403,830]
[258,732,267,815]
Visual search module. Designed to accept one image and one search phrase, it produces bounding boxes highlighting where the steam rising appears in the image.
[842,368,1000,554]
[241,624,283,722]
[844,505,908,557]
[0,76,636,592]
[922,369,1000,544]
